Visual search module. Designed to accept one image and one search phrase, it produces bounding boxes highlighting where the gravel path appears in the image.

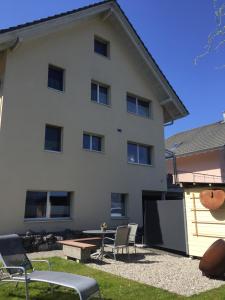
[28,248,225,296]
[87,248,225,296]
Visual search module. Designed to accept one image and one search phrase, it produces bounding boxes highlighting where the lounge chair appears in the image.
[103,225,130,260]
[0,234,100,300]
[128,223,138,253]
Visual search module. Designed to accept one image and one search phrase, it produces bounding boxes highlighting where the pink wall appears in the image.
[167,148,225,184]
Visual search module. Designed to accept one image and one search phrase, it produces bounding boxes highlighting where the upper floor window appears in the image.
[48,65,64,91]
[94,36,109,57]
[83,133,103,152]
[45,124,62,152]
[128,142,152,165]
[111,193,127,218]
[91,82,109,105]
[127,94,150,118]
[24,191,71,219]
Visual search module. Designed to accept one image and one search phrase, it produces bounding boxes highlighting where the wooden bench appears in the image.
[58,237,102,262]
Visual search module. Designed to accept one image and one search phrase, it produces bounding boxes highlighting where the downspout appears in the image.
[164,119,179,185]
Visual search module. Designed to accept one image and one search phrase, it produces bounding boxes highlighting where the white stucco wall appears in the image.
[0,16,166,234]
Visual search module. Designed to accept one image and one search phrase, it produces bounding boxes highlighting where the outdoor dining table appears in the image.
[83,229,116,260]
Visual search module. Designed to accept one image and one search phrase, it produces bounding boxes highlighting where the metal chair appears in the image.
[0,234,100,300]
[128,223,138,253]
[103,226,130,260]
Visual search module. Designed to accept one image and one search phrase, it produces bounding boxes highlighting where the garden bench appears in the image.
[58,237,102,262]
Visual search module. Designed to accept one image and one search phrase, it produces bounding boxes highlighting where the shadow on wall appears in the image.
[211,202,225,221]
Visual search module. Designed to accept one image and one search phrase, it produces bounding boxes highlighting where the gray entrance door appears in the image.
[143,191,187,253]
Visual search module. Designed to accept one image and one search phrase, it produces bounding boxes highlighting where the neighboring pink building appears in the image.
[166,115,225,184]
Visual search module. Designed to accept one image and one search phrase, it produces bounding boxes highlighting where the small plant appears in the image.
[100,222,107,231]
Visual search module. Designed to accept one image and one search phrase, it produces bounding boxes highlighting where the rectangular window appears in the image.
[83,133,102,152]
[44,125,62,152]
[127,94,150,118]
[127,142,151,165]
[50,192,70,218]
[48,65,64,91]
[24,191,71,219]
[111,193,127,218]
[25,191,47,219]
[91,82,109,105]
[94,37,109,57]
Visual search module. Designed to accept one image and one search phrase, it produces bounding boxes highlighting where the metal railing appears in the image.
[174,170,225,184]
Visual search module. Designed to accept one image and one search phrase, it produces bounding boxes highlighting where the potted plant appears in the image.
[100,222,107,232]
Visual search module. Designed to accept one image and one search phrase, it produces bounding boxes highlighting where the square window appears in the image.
[111,193,126,217]
[50,192,70,218]
[127,143,138,163]
[83,133,103,152]
[45,125,62,152]
[48,65,64,91]
[127,94,150,118]
[128,142,152,165]
[24,191,47,219]
[94,38,108,57]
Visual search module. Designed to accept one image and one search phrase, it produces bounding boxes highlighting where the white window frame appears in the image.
[127,94,151,118]
[128,142,152,166]
[91,81,110,106]
[24,191,71,220]
[83,133,103,152]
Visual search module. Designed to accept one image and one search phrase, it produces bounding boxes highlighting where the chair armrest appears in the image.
[30,259,51,271]
[0,266,28,280]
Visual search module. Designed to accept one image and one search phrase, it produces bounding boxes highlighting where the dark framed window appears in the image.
[50,192,70,218]
[48,65,64,91]
[91,82,109,105]
[127,142,151,165]
[83,133,102,152]
[111,193,127,217]
[24,191,71,219]
[127,94,150,118]
[24,191,47,219]
[44,125,62,152]
[94,37,109,57]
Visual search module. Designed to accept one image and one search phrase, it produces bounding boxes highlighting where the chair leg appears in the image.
[24,281,30,300]
[113,249,116,261]
[127,247,130,260]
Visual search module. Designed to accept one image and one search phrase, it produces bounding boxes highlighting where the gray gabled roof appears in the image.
[166,120,225,157]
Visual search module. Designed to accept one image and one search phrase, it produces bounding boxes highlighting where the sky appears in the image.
[1,0,225,138]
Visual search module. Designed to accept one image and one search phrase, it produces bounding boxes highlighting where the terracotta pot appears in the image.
[199,239,225,278]
[200,190,225,210]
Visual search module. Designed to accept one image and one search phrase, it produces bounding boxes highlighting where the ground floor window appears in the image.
[24,191,71,219]
[111,193,127,218]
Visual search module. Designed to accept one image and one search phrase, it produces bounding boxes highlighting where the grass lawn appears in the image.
[0,257,224,300]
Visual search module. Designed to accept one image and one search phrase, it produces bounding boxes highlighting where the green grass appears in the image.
[0,257,225,300]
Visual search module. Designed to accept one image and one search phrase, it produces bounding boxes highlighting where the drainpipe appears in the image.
[164,118,178,184]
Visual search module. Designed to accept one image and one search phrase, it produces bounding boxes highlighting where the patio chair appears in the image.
[128,223,138,253]
[103,225,130,261]
[0,234,100,300]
